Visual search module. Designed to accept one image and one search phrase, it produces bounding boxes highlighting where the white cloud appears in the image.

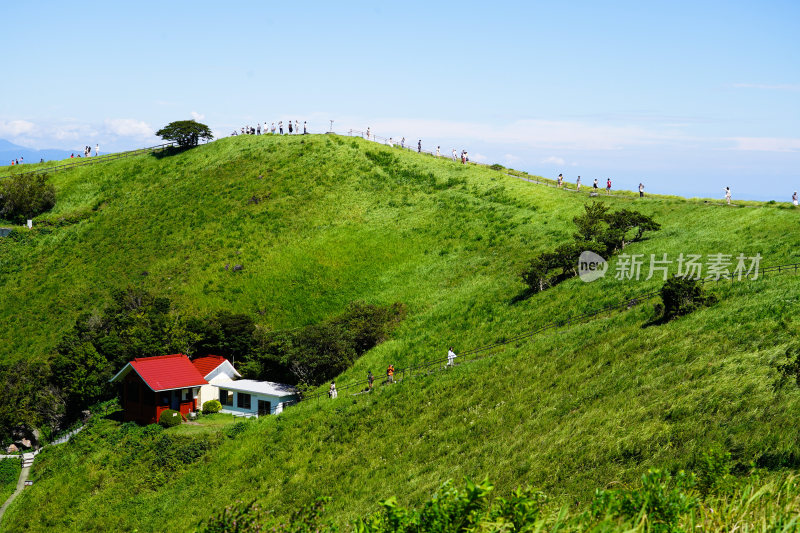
[729,137,800,152]
[732,83,800,91]
[0,120,36,137]
[53,123,97,141]
[191,111,205,121]
[104,118,153,139]
[541,156,565,166]
[470,153,488,163]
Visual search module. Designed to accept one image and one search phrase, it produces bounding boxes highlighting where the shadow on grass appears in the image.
[509,287,538,305]
[150,146,192,159]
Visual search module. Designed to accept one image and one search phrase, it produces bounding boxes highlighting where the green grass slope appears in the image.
[2,135,800,531]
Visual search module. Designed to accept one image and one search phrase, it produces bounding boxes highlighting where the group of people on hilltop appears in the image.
[232,120,308,137]
[556,174,617,194]
[68,144,99,160]
[327,347,460,400]
[9,156,23,165]
[362,128,472,164]
[552,175,793,206]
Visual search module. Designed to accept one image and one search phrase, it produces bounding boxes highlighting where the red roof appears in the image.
[127,354,208,391]
[191,355,229,377]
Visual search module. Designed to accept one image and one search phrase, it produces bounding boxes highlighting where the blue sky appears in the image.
[2,1,798,200]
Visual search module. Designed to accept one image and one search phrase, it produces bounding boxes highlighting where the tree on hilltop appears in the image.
[156,120,213,147]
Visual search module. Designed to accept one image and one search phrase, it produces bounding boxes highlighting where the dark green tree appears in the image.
[155,120,213,147]
[659,276,716,321]
[0,172,56,223]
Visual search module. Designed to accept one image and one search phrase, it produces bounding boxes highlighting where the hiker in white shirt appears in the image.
[95,144,99,156]
[793,192,798,206]
[724,187,731,205]
[447,347,457,367]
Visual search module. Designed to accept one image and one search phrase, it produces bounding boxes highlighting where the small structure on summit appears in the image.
[109,354,207,424]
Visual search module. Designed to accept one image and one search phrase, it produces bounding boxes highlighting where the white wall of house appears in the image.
[216,380,297,417]
[197,361,240,408]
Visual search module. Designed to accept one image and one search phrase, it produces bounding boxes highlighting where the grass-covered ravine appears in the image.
[2,134,800,531]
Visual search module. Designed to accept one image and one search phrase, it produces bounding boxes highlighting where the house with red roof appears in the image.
[109,354,208,424]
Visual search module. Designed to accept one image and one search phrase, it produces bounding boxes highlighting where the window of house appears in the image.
[181,388,190,401]
[237,392,251,410]
[220,390,233,406]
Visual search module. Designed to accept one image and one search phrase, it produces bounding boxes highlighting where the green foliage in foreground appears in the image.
[196,469,800,533]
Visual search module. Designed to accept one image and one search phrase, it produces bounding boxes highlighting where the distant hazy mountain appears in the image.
[0,139,74,165]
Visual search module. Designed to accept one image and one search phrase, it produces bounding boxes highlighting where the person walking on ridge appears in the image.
[288,121,293,134]
[593,178,598,190]
[279,121,283,134]
[95,144,99,157]
[257,123,261,135]
[303,121,308,134]
[606,178,611,194]
[417,140,421,153]
[366,127,371,139]
[639,182,645,198]
[793,191,798,207]
[557,174,563,188]
[329,381,337,399]
[436,146,440,157]
[447,347,457,367]
[576,176,581,191]
[387,364,395,384]
[368,371,374,390]
[452,148,457,161]
[724,186,731,205]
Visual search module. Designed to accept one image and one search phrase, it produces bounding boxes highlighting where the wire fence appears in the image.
[0,141,187,180]
[292,260,800,405]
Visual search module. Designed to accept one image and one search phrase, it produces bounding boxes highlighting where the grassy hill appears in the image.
[2,134,800,531]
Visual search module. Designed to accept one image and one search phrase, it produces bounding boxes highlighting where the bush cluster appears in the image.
[158,409,182,428]
[656,276,717,322]
[202,400,222,415]
[0,173,56,224]
[522,202,660,293]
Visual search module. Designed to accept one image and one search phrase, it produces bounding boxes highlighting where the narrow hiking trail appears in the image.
[0,425,84,526]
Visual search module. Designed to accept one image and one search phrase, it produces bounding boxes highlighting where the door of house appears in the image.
[171,390,180,411]
[258,400,271,416]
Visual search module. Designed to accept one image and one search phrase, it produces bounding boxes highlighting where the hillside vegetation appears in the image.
[2,135,800,531]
